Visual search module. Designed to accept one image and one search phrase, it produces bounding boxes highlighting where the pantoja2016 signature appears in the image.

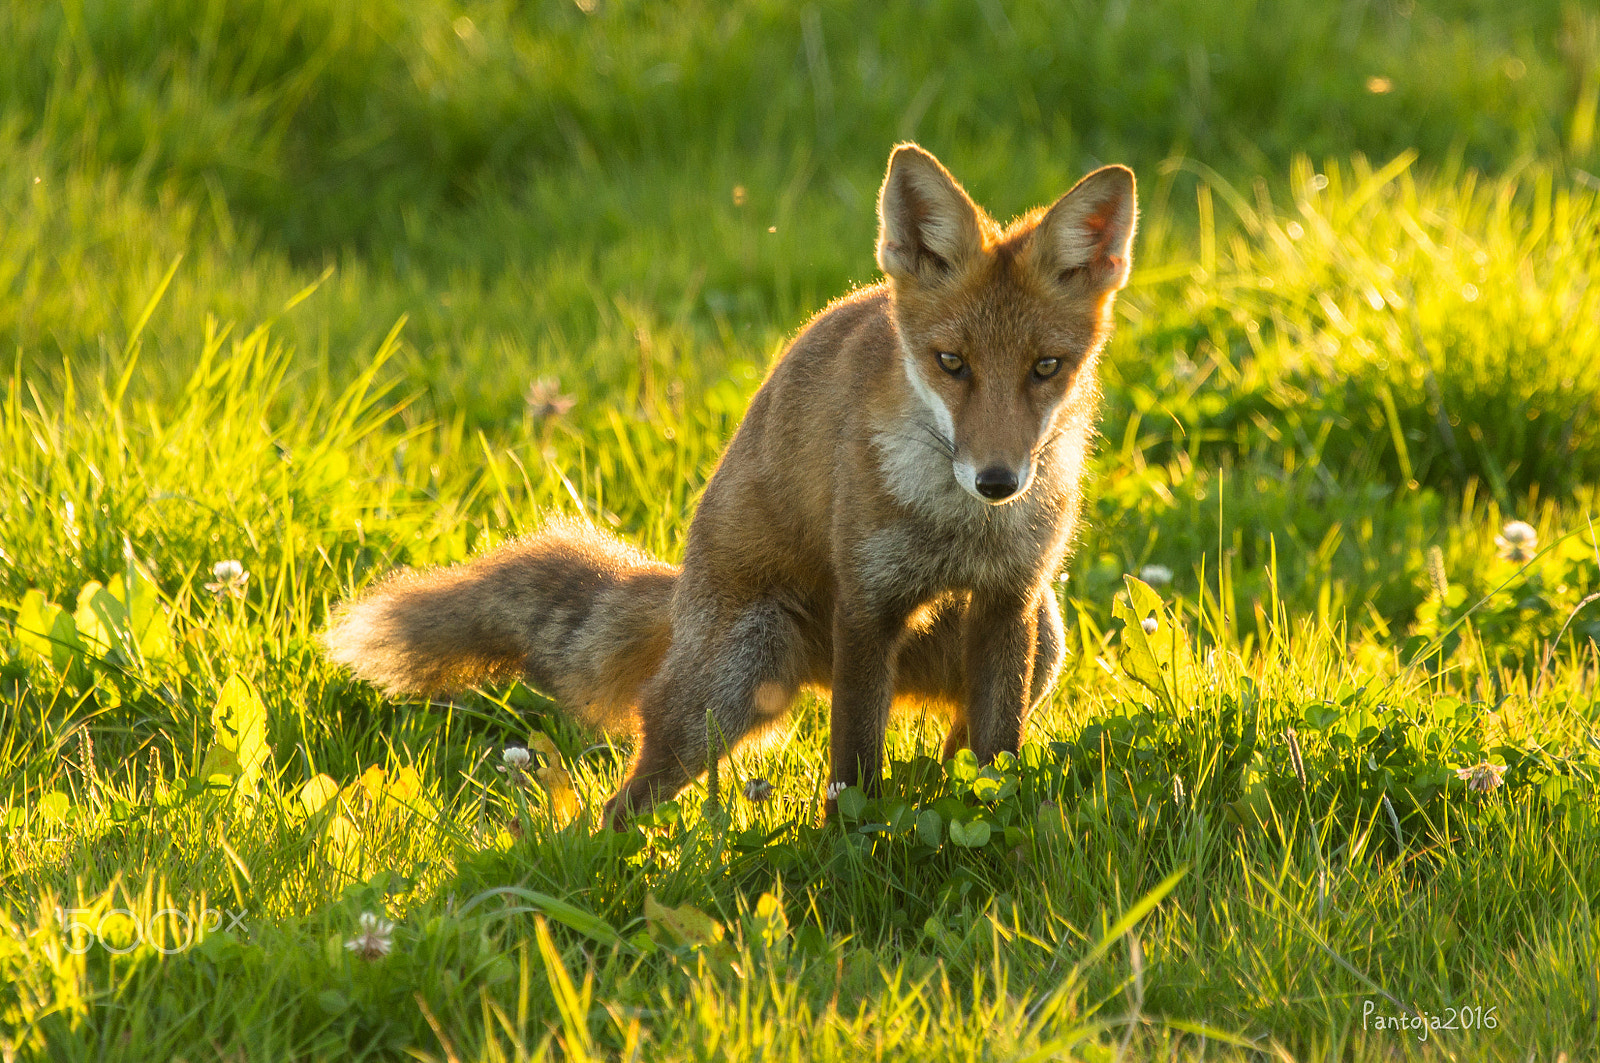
[1362,1001,1499,1041]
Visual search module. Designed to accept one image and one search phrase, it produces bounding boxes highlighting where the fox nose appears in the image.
[974,465,1019,501]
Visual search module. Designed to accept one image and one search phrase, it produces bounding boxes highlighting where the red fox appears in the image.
[324,144,1136,825]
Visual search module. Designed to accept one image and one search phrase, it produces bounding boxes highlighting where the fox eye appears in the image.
[936,351,966,376]
[1033,356,1062,379]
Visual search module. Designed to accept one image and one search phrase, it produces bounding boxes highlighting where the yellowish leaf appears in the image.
[384,764,436,819]
[328,815,358,845]
[72,582,121,655]
[204,675,270,796]
[300,774,340,816]
[644,893,725,948]
[357,766,387,805]
[388,765,422,801]
[536,763,581,823]
[198,742,243,783]
[118,557,173,662]
[529,732,563,769]
[16,590,83,674]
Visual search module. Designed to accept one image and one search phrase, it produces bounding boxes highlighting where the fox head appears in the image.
[876,144,1136,505]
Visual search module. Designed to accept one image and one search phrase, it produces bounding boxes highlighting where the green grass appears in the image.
[4,0,1600,1059]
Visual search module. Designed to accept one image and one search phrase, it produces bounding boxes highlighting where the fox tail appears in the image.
[322,519,677,728]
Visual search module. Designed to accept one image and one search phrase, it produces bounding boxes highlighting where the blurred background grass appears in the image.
[4,4,1600,1055]
[4,0,1598,639]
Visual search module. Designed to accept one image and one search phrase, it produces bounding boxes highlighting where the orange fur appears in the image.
[324,144,1137,826]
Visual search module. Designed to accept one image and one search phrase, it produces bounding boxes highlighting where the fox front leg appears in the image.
[962,588,1041,760]
[828,592,915,806]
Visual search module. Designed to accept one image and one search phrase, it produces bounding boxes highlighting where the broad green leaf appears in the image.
[946,748,980,783]
[1540,775,1572,805]
[66,562,172,669]
[1113,575,1189,708]
[36,791,73,825]
[351,765,387,805]
[48,606,84,674]
[748,892,790,956]
[118,556,173,661]
[947,818,992,848]
[1303,704,1340,731]
[327,815,359,853]
[972,768,1019,803]
[835,785,867,820]
[915,808,944,848]
[387,765,422,801]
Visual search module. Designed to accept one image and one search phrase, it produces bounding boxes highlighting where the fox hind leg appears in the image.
[602,598,804,826]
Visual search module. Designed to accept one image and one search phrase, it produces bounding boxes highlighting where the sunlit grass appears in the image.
[3,0,1600,1058]
[3,311,1597,1059]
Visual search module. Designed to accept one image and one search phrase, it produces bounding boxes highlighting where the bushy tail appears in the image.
[323,520,677,728]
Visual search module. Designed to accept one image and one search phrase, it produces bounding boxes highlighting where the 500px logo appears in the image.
[55,907,249,955]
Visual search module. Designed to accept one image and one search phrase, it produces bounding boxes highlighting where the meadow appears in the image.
[3,0,1600,1058]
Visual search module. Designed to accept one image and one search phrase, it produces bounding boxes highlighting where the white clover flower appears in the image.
[205,559,250,599]
[1455,761,1506,793]
[1141,616,1159,635]
[344,912,395,960]
[742,777,774,803]
[1494,521,1538,563]
[1138,564,1174,587]
[826,781,847,800]
[497,746,532,788]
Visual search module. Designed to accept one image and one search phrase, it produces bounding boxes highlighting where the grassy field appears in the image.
[4,0,1600,1058]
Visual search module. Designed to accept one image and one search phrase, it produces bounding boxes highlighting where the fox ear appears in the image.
[876,144,983,284]
[1032,165,1137,292]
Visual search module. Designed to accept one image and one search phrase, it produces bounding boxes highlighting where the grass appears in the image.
[3,0,1600,1058]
